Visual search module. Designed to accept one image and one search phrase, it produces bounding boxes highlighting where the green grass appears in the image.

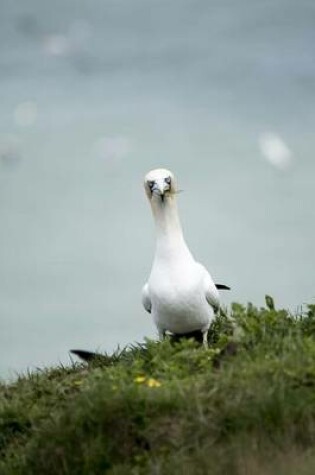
[1,298,315,474]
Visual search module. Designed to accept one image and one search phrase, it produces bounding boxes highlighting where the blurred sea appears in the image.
[0,0,314,378]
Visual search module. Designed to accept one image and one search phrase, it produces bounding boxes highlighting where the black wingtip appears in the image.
[70,349,104,362]
[215,284,231,290]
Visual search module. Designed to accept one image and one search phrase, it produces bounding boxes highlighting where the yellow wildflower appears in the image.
[146,378,161,388]
[134,376,146,384]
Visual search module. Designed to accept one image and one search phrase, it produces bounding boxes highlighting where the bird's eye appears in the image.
[165,176,171,185]
[148,180,155,190]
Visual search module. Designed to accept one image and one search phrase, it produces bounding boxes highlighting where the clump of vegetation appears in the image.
[1,298,315,474]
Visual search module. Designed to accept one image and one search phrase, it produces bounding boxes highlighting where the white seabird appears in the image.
[142,168,223,347]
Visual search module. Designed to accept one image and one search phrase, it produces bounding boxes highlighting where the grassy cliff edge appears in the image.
[1,298,315,474]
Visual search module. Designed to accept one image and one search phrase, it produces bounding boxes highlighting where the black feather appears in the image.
[215,284,231,290]
[70,349,105,362]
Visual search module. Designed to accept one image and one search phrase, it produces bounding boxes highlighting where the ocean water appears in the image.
[0,0,314,379]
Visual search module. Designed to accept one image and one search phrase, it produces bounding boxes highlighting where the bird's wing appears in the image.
[198,264,220,312]
[142,283,152,313]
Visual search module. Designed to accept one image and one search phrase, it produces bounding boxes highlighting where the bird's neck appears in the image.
[151,196,192,260]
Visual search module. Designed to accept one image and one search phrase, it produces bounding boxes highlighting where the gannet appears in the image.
[142,168,226,347]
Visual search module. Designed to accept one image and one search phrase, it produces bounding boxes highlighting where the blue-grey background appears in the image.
[1,0,314,379]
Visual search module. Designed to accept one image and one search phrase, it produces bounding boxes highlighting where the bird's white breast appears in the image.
[148,258,212,334]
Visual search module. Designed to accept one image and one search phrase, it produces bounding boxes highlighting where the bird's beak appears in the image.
[152,189,164,201]
[158,184,171,202]
[152,182,169,201]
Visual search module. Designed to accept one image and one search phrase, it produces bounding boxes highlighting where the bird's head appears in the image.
[144,168,177,203]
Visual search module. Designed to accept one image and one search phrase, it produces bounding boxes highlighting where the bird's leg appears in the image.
[158,329,166,341]
[202,329,208,349]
